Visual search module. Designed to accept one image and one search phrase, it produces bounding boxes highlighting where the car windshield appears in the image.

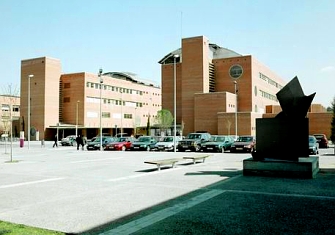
[309,137,316,143]
[163,137,173,142]
[117,137,127,142]
[187,134,201,139]
[213,136,226,142]
[138,137,151,142]
[237,136,253,142]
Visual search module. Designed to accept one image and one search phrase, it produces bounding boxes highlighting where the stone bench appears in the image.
[144,158,181,171]
[183,155,211,164]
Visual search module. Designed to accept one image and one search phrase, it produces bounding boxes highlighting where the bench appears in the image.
[183,155,211,164]
[144,158,181,171]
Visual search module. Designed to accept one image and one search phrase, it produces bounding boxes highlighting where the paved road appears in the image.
[0,141,335,234]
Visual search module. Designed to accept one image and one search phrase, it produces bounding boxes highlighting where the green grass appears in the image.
[0,221,65,235]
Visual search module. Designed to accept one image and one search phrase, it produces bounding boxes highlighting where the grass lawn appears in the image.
[0,221,65,235]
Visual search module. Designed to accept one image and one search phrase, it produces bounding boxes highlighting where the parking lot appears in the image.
[0,141,335,234]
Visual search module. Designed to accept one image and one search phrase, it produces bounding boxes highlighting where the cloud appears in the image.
[320,66,335,73]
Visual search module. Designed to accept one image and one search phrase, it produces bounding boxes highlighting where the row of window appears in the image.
[259,73,283,90]
[101,112,155,119]
[84,82,161,97]
[259,89,278,101]
[1,104,20,112]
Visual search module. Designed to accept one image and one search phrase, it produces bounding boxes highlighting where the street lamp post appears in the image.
[98,68,103,151]
[75,100,80,137]
[120,90,123,137]
[234,81,238,136]
[28,74,34,149]
[173,54,179,152]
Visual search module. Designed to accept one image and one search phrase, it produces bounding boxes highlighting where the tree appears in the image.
[330,96,335,154]
[154,109,173,136]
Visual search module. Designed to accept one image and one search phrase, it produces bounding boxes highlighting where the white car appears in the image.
[155,136,182,151]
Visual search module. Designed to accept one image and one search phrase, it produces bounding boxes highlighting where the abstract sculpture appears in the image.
[253,76,316,161]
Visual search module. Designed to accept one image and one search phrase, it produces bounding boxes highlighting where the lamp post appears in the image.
[173,54,179,152]
[28,74,34,149]
[98,68,103,151]
[75,100,80,137]
[234,81,238,136]
[120,90,123,137]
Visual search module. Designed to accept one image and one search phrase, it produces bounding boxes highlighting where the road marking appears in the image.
[71,157,122,164]
[106,167,181,182]
[0,178,65,189]
[100,189,224,234]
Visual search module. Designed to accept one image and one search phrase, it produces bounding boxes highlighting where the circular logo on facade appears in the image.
[229,64,243,79]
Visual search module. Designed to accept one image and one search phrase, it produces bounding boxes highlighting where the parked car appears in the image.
[230,135,256,153]
[309,135,319,155]
[313,134,329,148]
[154,136,182,151]
[86,137,115,150]
[200,135,235,153]
[177,132,211,152]
[104,137,136,151]
[130,136,157,151]
[60,135,76,146]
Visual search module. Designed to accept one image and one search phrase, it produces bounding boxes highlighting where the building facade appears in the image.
[20,57,161,140]
[159,35,330,137]
[0,95,20,138]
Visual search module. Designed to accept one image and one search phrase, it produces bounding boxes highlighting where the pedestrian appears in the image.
[76,135,82,150]
[53,134,58,148]
[81,135,87,150]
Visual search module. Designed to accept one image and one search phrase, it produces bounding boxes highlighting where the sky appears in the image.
[1,0,334,107]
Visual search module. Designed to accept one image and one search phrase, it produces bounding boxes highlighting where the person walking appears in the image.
[53,134,58,148]
[76,135,82,150]
[81,135,87,150]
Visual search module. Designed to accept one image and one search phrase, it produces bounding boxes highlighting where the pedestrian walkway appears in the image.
[0,142,334,234]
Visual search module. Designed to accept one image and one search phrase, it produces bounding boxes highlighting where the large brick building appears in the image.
[20,57,161,140]
[159,35,331,137]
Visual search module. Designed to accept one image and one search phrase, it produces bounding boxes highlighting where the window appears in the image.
[13,105,20,112]
[102,112,110,118]
[124,114,133,119]
[64,83,71,88]
[1,104,10,111]
[64,97,70,103]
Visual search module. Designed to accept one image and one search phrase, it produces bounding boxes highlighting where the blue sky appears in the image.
[1,0,334,107]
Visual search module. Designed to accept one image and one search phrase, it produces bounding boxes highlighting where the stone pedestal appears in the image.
[243,157,319,179]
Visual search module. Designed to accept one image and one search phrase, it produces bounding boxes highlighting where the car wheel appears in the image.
[122,145,126,151]
[146,146,150,151]
[195,145,201,152]
[220,147,225,153]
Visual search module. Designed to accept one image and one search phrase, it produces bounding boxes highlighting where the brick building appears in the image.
[159,35,331,137]
[20,57,161,140]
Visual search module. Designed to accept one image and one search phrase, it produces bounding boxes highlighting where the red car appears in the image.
[104,137,136,151]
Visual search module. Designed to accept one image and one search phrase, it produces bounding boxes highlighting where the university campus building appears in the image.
[20,57,161,141]
[0,95,20,138]
[159,35,332,137]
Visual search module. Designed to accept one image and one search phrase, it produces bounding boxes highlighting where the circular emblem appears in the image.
[229,64,243,79]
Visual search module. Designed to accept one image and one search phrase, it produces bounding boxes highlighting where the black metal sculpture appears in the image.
[252,76,316,161]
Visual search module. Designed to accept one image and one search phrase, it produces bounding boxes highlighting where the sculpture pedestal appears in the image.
[243,157,319,179]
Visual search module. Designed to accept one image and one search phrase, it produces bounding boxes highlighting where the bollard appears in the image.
[41,139,45,148]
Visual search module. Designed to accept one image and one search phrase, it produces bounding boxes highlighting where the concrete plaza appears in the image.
[0,140,335,234]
